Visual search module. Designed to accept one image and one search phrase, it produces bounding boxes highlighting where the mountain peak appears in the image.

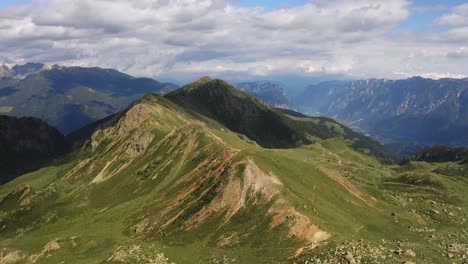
[172,76,235,96]
[0,62,47,78]
[129,93,168,108]
[196,76,213,83]
[165,78,397,160]
[0,64,15,78]
[12,62,45,75]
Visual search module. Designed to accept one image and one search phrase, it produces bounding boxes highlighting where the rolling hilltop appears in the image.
[0,78,466,263]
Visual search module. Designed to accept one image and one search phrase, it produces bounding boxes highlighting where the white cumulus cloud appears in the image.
[0,0,466,81]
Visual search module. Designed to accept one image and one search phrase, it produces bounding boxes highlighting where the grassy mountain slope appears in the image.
[166,77,399,162]
[1,92,466,263]
[0,66,178,134]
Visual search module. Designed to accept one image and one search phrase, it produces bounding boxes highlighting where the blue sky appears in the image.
[237,0,467,33]
[0,0,30,8]
[401,0,466,33]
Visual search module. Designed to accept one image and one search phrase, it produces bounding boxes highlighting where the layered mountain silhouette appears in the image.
[236,81,291,108]
[0,76,467,263]
[0,63,50,79]
[165,77,397,161]
[295,77,468,150]
[0,64,178,134]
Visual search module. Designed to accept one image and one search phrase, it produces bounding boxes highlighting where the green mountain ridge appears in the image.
[0,65,178,134]
[0,79,466,263]
[166,77,399,162]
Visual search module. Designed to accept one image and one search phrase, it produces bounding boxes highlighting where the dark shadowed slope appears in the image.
[166,77,399,161]
[0,115,68,184]
[412,145,468,163]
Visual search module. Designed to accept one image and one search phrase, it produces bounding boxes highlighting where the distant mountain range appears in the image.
[0,75,400,183]
[0,63,178,134]
[236,81,291,108]
[0,62,51,79]
[294,77,468,151]
[2,63,468,155]
[411,145,468,163]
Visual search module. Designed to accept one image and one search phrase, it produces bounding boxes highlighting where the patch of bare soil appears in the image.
[180,157,283,230]
[0,250,25,264]
[28,240,61,263]
[112,104,153,138]
[106,245,174,264]
[164,156,330,253]
[269,207,331,256]
[216,233,240,247]
[318,166,377,208]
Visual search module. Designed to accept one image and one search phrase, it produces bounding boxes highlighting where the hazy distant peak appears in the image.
[0,62,49,79]
[0,65,15,78]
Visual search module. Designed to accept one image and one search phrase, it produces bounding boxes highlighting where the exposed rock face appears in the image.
[0,115,67,184]
[296,77,468,149]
